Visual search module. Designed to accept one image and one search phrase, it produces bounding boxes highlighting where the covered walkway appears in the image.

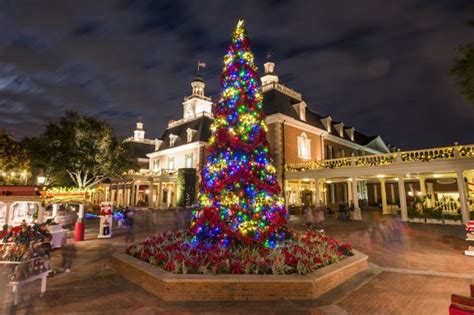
[285,144,474,223]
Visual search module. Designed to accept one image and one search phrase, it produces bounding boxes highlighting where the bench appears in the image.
[8,270,50,305]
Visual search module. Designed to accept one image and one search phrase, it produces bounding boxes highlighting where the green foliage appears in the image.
[0,129,30,184]
[407,206,424,219]
[450,20,474,107]
[25,112,138,188]
[423,207,443,220]
[442,213,462,221]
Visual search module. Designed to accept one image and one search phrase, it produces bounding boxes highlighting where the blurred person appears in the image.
[314,205,326,232]
[60,242,76,273]
[304,205,314,230]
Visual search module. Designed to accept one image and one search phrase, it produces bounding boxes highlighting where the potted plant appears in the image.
[408,206,425,223]
[424,207,443,224]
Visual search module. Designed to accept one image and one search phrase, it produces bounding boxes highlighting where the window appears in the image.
[340,149,345,158]
[168,157,175,170]
[185,153,193,168]
[153,159,160,171]
[169,134,178,147]
[299,106,306,121]
[297,132,311,159]
[186,128,196,143]
[325,145,334,159]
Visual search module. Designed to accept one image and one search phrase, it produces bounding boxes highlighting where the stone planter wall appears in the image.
[443,219,462,225]
[426,218,443,224]
[408,218,425,223]
[113,250,368,301]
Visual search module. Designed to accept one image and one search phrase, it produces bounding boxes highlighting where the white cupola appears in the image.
[134,120,145,141]
[182,74,212,120]
[261,55,279,85]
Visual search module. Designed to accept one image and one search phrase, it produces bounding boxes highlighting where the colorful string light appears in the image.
[190,20,287,248]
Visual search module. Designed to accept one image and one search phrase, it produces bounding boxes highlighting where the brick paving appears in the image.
[0,209,472,314]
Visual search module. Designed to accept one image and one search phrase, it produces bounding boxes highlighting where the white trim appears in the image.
[267,113,386,155]
[297,132,311,159]
[147,141,207,158]
[266,113,326,136]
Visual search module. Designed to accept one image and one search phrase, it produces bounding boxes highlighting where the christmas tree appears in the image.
[191,20,287,248]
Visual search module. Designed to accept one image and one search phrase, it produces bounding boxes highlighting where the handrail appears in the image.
[285,144,474,172]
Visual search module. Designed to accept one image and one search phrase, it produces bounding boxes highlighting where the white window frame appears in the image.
[297,132,311,159]
[168,156,175,170]
[153,159,160,171]
[169,134,178,147]
[185,153,193,168]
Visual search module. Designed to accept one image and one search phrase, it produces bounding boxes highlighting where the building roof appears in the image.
[125,141,155,159]
[262,88,389,151]
[157,116,213,151]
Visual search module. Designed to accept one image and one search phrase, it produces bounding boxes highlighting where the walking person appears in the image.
[314,205,326,233]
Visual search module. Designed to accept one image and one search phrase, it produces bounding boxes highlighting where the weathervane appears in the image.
[197,60,206,74]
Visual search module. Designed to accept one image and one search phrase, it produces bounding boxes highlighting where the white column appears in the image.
[314,178,320,205]
[5,202,11,225]
[158,181,163,208]
[52,204,58,217]
[347,181,352,203]
[380,179,389,214]
[297,181,302,206]
[398,176,408,221]
[37,203,45,223]
[456,170,469,223]
[135,185,140,205]
[427,182,435,201]
[373,184,378,203]
[351,177,361,220]
[419,176,426,197]
[78,204,85,221]
[330,183,336,204]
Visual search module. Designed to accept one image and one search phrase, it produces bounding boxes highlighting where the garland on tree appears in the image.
[190,20,287,248]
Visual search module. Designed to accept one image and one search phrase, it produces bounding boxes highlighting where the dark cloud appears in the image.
[0,0,472,149]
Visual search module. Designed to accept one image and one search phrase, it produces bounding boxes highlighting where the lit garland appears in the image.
[285,145,474,172]
[190,20,287,248]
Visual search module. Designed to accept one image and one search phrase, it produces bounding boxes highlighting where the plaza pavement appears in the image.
[1,210,473,314]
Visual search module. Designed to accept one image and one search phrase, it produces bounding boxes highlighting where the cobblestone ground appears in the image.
[1,210,472,314]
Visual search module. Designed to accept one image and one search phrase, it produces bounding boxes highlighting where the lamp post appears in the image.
[37,172,46,186]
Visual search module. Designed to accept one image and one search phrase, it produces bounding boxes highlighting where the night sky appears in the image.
[0,0,473,149]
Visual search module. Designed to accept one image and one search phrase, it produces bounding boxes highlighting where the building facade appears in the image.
[138,60,390,209]
[92,59,473,223]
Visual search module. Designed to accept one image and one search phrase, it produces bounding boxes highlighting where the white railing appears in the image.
[168,112,213,128]
[261,82,302,101]
[285,144,474,172]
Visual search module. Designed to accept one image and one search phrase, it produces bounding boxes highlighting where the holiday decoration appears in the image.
[127,230,352,275]
[190,20,287,247]
[465,220,474,256]
[98,202,113,238]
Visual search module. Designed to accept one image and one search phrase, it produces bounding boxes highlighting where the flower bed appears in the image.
[126,230,352,275]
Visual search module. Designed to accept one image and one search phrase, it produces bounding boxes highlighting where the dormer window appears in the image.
[345,127,355,141]
[321,117,332,132]
[154,139,162,151]
[169,134,178,147]
[297,132,311,159]
[293,102,307,122]
[186,128,196,143]
[334,122,344,137]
